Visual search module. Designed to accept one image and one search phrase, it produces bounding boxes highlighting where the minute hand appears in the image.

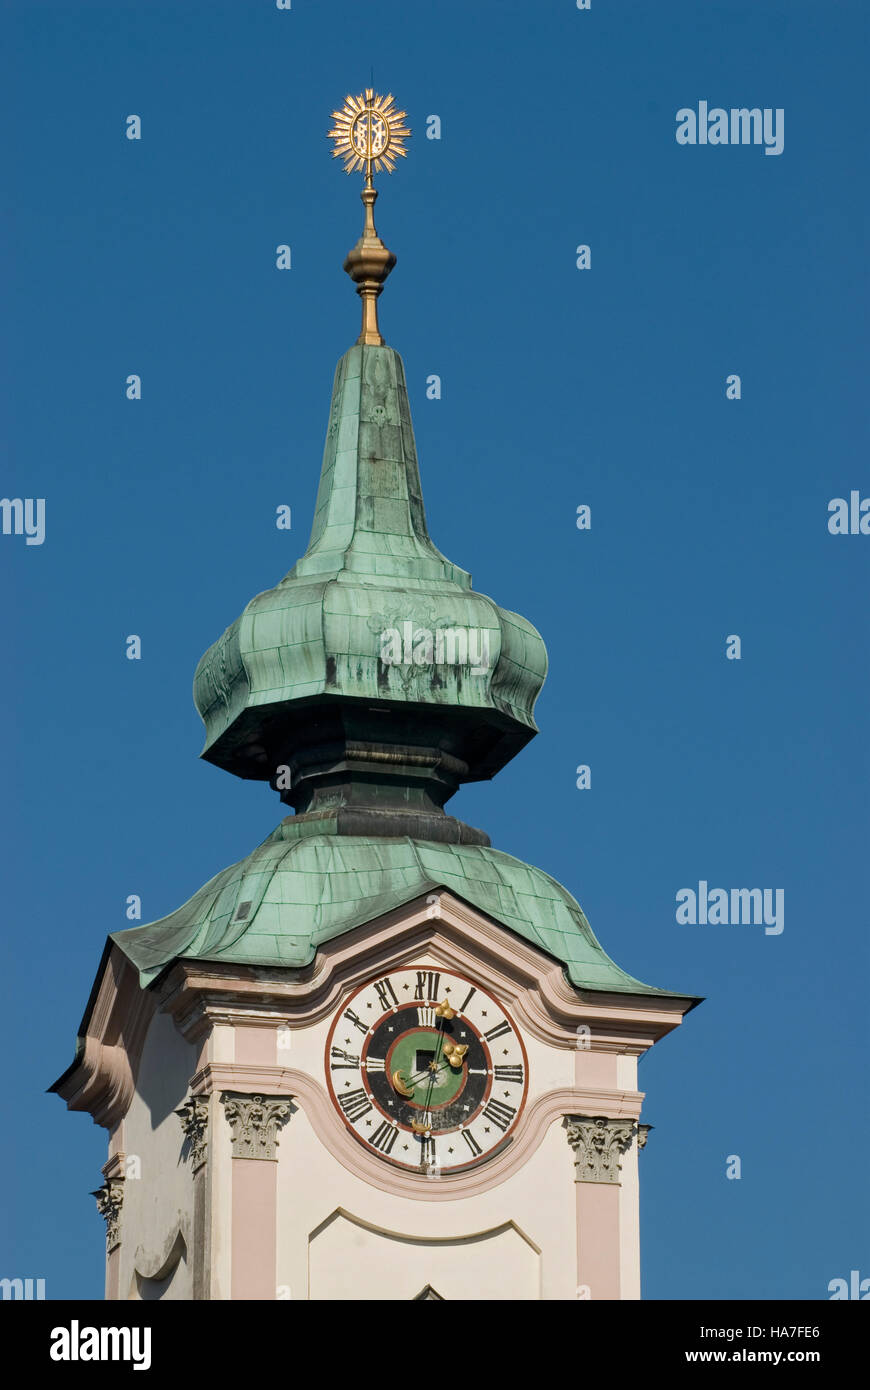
[421,1020,449,1111]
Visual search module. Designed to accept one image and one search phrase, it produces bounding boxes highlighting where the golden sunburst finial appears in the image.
[328,89,410,347]
[328,89,411,185]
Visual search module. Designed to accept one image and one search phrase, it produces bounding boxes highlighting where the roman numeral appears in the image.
[364,1056,385,1073]
[417,1006,437,1027]
[330,1047,360,1070]
[414,970,441,1001]
[370,1120,399,1155]
[338,1088,372,1123]
[482,1098,516,1132]
[373,977,399,1011]
[493,1064,524,1084]
[343,1008,368,1035]
[458,985,477,1013]
[483,1020,512,1042]
[461,1130,482,1156]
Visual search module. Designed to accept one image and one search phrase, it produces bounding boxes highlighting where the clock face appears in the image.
[325,968,528,1174]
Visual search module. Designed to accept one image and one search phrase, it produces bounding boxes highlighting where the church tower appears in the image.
[52,92,697,1301]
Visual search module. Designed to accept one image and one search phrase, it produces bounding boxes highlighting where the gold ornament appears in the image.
[443,1044,468,1069]
[328,90,410,183]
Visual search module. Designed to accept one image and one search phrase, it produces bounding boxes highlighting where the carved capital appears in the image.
[638,1123,652,1150]
[221,1092,291,1161]
[175,1095,210,1171]
[563,1114,636,1184]
[92,1179,125,1251]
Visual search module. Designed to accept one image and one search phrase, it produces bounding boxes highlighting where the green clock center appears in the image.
[387,1028,466,1108]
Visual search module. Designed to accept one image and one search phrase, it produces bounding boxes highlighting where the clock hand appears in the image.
[419,997,468,1105]
[391,1064,433,1094]
[394,999,467,1099]
[392,1052,457,1096]
[421,1020,447,1113]
[403,1051,460,1086]
[406,1048,466,1089]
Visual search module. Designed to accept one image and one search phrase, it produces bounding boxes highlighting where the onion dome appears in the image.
[194,178,546,846]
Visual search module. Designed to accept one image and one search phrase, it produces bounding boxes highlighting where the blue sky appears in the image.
[2,0,867,1299]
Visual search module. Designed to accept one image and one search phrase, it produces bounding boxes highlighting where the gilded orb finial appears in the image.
[328,91,411,346]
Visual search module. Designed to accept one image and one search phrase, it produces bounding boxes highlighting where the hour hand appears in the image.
[443,1043,468,1069]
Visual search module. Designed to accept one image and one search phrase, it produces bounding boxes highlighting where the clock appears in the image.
[325,968,528,1173]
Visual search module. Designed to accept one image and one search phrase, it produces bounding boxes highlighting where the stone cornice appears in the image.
[54,893,688,1131]
[101,1151,127,1182]
[159,891,690,1058]
[53,947,157,1130]
[190,1060,643,1202]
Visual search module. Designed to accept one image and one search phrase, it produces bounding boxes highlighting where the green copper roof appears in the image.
[293,345,467,584]
[111,823,683,1000]
[192,345,547,786]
